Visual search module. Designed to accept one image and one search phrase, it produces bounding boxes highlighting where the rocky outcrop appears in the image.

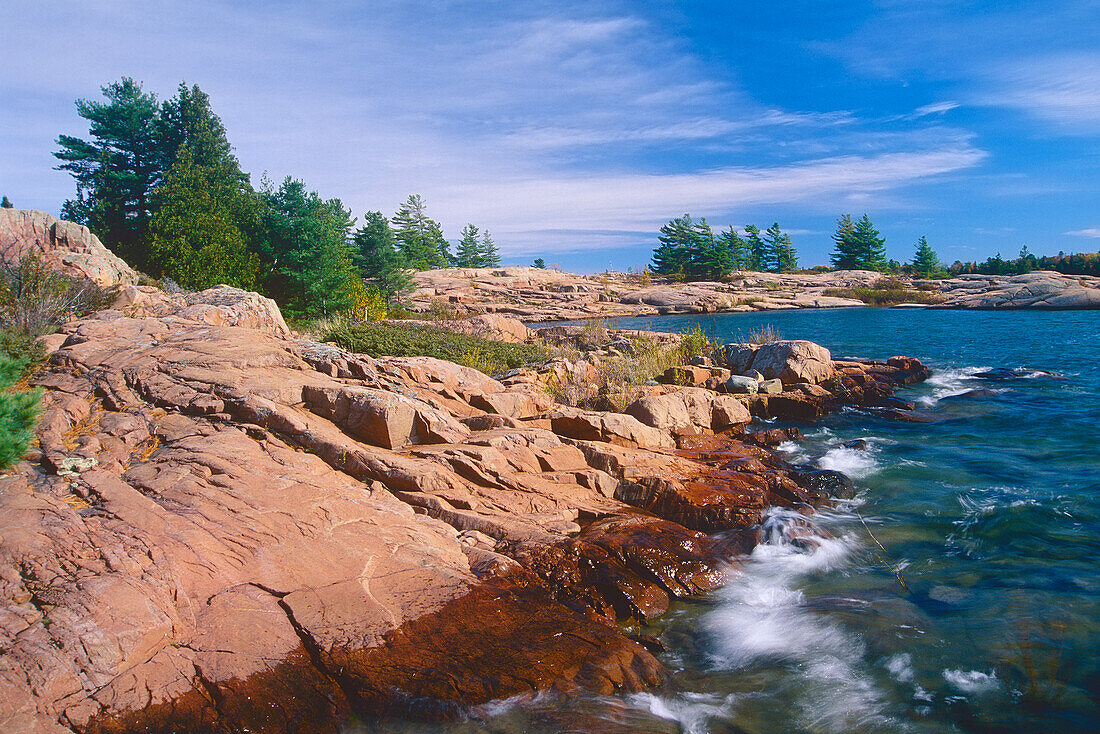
[935,271,1100,309]
[408,266,1099,321]
[111,284,291,336]
[0,209,138,287]
[715,340,834,385]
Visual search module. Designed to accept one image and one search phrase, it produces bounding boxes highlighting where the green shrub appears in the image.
[323,321,547,375]
[678,324,713,361]
[822,283,945,305]
[0,355,41,471]
[0,255,112,337]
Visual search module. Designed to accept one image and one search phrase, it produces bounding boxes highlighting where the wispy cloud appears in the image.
[976,54,1100,132]
[1065,227,1100,238]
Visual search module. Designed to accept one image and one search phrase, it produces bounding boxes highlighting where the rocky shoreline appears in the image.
[0,291,931,732]
[410,266,1100,321]
[0,211,941,732]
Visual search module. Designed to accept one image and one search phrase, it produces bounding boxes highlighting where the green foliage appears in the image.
[256,178,360,319]
[678,324,713,361]
[455,223,481,267]
[351,211,413,304]
[55,77,164,268]
[392,194,450,269]
[910,236,943,278]
[651,214,731,280]
[831,214,887,271]
[146,147,259,289]
[719,227,749,270]
[949,250,1099,277]
[479,230,501,267]
[323,321,546,375]
[0,355,41,471]
[1,196,12,208]
[533,258,547,269]
[744,224,770,272]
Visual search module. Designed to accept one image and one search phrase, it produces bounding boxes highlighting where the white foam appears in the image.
[816,445,880,479]
[943,668,999,694]
[917,365,990,406]
[630,691,738,734]
[885,653,915,683]
[702,510,904,731]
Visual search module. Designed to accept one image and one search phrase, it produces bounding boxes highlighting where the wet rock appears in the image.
[787,466,856,499]
[747,427,804,446]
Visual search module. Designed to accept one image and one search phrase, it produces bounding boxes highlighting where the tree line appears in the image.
[52,78,501,320]
[650,215,798,280]
[650,212,956,281]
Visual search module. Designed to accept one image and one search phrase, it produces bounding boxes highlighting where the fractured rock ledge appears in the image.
[1,305,929,733]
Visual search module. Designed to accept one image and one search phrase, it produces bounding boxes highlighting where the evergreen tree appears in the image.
[351,211,412,304]
[478,230,501,267]
[0,356,41,471]
[0,196,12,209]
[910,235,940,278]
[257,178,360,318]
[651,214,695,276]
[718,227,749,270]
[455,223,481,267]
[54,78,163,267]
[775,232,798,272]
[392,195,450,269]
[689,217,729,280]
[533,258,547,269]
[830,214,860,269]
[762,223,787,272]
[744,224,770,272]
[145,147,259,289]
[853,214,888,270]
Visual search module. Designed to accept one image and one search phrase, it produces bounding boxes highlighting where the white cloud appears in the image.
[913,101,959,117]
[1065,228,1100,238]
[976,54,1100,132]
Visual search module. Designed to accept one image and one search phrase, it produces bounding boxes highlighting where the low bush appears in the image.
[0,355,41,471]
[0,256,113,343]
[822,284,945,306]
[322,320,547,374]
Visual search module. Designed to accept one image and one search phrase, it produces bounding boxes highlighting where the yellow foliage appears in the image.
[346,278,387,322]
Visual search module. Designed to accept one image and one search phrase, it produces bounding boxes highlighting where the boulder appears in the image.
[760,379,783,395]
[0,208,138,287]
[724,375,759,394]
[625,388,750,434]
[545,406,674,449]
[713,343,758,373]
[303,384,469,448]
[113,284,292,337]
[749,340,834,384]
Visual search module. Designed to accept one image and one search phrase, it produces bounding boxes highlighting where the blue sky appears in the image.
[1,1,1098,272]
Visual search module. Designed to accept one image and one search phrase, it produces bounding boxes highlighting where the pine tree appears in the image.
[54,78,163,268]
[455,224,481,267]
[762,223,788,272]
[256,178,359,318]
[478,230,501,267]
[830,214,860,269]
[351,211,412,304]
[533,258,546,269]
[853,214,888,270]
[744,224,769,272]
[145,147,259,289]
[689,218,729,280]
[719,227,749,270]
[910,236,940,278]
[776,232,798,272]
[392,195,449,270]
[652,215,695,276]
[0,356,41,471]
[0,196,12,209]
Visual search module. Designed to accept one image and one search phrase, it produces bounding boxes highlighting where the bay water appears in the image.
[362,308,1100,733]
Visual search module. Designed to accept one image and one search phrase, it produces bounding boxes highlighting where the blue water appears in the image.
[363,308,1100,733]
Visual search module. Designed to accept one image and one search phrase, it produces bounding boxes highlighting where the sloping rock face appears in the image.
[0,209,138,287]
[112,285,291,336]
[936,271,1100,309]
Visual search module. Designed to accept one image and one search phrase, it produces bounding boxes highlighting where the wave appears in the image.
[816,442,881,479]
[698,509,906,732]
